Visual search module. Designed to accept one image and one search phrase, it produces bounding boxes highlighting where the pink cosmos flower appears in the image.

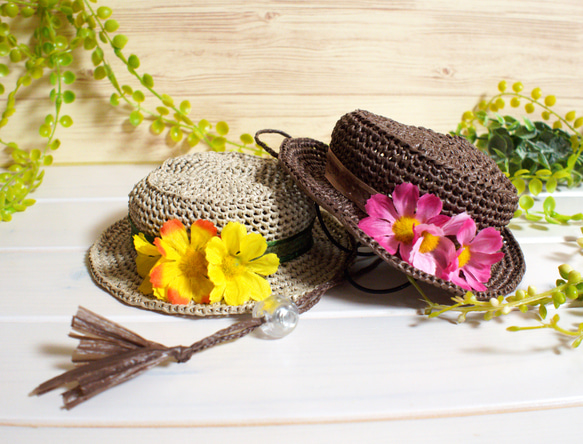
[443,218,505,292]
[409,223,455,277]
[358,183,447,263]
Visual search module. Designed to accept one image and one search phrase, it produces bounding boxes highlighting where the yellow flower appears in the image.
[133,232,161,294]
[205,222,280,306]
[148,219,217,305]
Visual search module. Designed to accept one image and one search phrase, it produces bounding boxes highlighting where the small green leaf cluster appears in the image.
[514,194,583,224]
[0,1,262,222]
[454,81,583,196]
[420,264,583,348]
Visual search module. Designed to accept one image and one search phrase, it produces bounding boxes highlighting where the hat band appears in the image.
[129,215,314,264]
[324,148,378,213]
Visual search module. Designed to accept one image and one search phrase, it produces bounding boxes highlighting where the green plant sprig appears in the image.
[514,194,583,224]
[454,81,583,196]
[418,264,583,348]
[0,0,261,222]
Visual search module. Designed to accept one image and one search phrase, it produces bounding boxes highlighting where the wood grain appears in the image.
[1,0,582,165]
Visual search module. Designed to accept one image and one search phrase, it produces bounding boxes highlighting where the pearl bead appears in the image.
[252,294,299,339]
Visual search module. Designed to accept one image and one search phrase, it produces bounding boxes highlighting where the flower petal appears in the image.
[239,231,268,262]
[221,222,247,255]
[469,227,504,253]
[392,183,419,217]
[205,236,228,266]
[136,253,160,278]
[416,193,443,222]
[149,261,181,288]
[223,271,271,305]
[158,219,189,256]
[358,216,394,240]
[133,233,160,257]
[190,219,217,248]
[375,234,400,255]
[456,218,477,246]
[364,194,398,221]
[247,253,279,276]
[441,212,471,236]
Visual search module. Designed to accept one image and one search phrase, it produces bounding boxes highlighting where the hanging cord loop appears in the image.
[254,129,292,159]
[314,204,412,294]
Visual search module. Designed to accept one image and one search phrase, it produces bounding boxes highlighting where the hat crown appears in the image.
[128,151,316,240]
[330,110,518,229]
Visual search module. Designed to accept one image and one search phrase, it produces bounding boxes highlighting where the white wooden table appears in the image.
[2,163,583,442]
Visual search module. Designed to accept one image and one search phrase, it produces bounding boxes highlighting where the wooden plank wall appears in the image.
[1,0,582,165]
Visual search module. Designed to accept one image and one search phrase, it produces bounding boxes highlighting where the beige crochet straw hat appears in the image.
[277,109,525,300]
[88,151,355,316]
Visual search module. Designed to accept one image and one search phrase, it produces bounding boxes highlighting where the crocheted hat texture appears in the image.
[277,109,525,300]
[88,151,354,316]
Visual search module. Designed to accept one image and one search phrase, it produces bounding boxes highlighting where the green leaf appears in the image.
[187,133,200,147]
[523,117,535,131]
[94,65,107,80]
[528,177,543,196]
[518,195,535,210]
[110,93,120,106]
[60,115,73,127]
[216,121,229,136]
[104,19,120,33]
[91,47,104,66]
[97,6,113,19]
[525,213,543,222]
[240,133,254,145]
[150,119,165,135]
[539,304,547,320]
[112,35,128,49]
[63,90,75,104]
[511,178,526,194]
[142,73,154,88]
[63,71,76,84]
[546,176,557,193]
[161,94,174,107]
[39,124,52,138]
[169,125,183,142]
[179,100,191,115]
[128,54,140,70]
[129,110,143,127]
[132,90,145,103]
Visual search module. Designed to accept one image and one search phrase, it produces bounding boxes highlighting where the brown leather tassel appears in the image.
[30,281,337,409]
[31,306,265,409]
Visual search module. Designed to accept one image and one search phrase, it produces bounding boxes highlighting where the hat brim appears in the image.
[88,211,355,317]
[278,137,525,299]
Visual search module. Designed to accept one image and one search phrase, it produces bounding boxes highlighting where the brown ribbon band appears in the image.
[324,148,380,213]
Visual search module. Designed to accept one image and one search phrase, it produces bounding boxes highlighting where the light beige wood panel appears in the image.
[0,0,582,165]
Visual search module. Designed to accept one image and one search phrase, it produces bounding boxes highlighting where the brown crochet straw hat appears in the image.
[277,109,525,300]
[88,151,354,316]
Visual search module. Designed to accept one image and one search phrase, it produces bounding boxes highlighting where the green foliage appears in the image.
[455,81,583,196]
[419,264,583,349]
[0,0,265,222]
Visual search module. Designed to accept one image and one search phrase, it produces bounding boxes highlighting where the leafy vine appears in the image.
[0,0,260,222]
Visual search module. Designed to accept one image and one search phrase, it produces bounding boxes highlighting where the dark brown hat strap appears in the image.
[254,129,292,159]
[324,148,379,214]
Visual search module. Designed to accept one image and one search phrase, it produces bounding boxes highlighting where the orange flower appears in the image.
[148,219,217,305]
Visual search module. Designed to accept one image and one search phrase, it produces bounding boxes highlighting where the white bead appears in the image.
[252,294,299,339]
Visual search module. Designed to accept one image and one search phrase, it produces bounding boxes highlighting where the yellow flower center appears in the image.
[419,232,440,254]
[179,248,208,279]
[458,246,471,268]
[392,216,418,244]
[221,255,244,279]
